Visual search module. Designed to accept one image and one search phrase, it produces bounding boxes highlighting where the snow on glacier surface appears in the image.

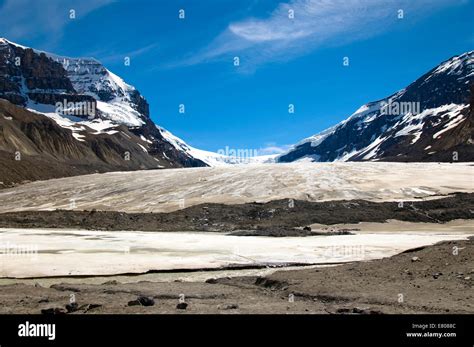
[0,162,472,214]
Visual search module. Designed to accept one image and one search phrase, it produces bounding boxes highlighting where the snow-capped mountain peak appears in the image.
[1,38,146,127]
[0,38,208,168]
[278,51,474,163]
[430,51,473,77]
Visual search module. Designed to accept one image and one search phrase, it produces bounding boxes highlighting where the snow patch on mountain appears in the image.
[422,51,474,86]
[394,104,467,144]
[25,100,121,141]
[156,126,276,166]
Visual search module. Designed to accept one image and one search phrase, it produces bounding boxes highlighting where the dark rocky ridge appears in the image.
[0,43,75,106]
[0,100,201,187]
[0,193,472,233]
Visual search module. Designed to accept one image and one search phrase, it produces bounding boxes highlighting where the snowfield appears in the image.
[0,162,472,214]
[1,227,471,278]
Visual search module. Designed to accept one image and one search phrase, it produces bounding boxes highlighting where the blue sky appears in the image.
[0,0,473,154]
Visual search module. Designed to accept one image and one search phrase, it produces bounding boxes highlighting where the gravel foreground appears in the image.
[1,237,472,314]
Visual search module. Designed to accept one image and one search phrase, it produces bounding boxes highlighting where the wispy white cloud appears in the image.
[89,43,160,64]
[0,0,114,44]
[175,0,465,69]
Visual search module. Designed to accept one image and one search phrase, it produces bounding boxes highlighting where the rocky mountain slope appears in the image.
[278,51,474,163]
[0,38,209,186]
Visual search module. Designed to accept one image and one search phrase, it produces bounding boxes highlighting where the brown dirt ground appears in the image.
[0,237,472,314]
